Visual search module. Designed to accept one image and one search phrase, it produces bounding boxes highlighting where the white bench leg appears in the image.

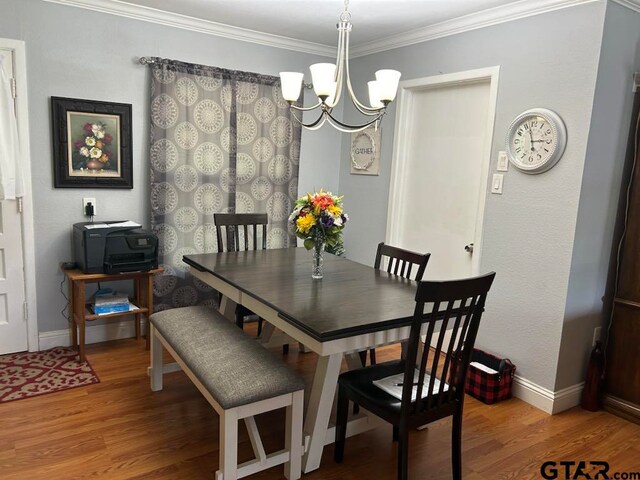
[218,408,238,480]
[150,324,163,391]
[284,390,304,480]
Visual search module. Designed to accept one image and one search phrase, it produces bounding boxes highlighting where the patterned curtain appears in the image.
[148,58,301,311]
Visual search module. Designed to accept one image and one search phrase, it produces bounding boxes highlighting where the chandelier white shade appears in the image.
[279,1,401,133]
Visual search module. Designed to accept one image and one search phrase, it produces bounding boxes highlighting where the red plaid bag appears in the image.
[464,349,515,405]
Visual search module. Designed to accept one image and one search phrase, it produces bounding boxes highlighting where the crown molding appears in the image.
[42,0,611,59]
[350,0,600,57]
[41,0,335,57]
[612,0,640,13]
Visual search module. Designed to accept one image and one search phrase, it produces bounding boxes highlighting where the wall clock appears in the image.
[506,108,567,174]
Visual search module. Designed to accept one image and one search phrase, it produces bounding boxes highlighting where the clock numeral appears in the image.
[517,130,523,137]
[514,138,520,144]
[524,123,530,131]
[545,139,552,144]
[545,129,552,135]
[516,147,522,153]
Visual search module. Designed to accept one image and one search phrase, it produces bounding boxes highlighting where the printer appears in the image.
[73,221,159,274]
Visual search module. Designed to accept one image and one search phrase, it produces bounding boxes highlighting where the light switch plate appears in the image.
[497,151,509,171]
[491,174,503,194]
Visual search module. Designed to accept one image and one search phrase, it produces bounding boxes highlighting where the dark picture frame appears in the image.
[51,97,133,188]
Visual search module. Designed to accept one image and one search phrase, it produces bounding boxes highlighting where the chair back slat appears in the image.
[213,213,268,253]
[374,242,430,281]
[401,272,496,421]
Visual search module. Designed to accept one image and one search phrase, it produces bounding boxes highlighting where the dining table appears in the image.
[183,247,420,473]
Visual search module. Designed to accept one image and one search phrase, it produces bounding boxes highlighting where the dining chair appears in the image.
[359,242,431,366]
[213,213,267,337]
[334,272,496,480]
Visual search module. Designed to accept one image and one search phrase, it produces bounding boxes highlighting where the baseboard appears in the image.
[512,375,584,414]
[603,395,640,425]
[38,318,147,351]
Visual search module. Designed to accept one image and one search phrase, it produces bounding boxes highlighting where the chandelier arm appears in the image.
[289,100,324,112]
[342,29,384,115]
[290,108,328,130]
[327,22,346,109]
[325,109,384,133]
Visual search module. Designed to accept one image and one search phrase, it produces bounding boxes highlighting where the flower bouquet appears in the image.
[289,189,348,278]
[73,122,114,171]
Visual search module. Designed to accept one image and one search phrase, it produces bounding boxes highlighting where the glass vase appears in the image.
[312,237,325,279]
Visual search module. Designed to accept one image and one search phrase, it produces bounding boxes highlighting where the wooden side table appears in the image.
[64,268,163,362]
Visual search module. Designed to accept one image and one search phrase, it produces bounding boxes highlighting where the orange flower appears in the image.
[96,140,104,149]
[99,154,108,163]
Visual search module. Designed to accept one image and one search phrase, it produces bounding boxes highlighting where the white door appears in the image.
[387,68,498,280]
[0,47,27,354]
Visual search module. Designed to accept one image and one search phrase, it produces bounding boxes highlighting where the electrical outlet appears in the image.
[592,326,602,346]
[82,197,96,216]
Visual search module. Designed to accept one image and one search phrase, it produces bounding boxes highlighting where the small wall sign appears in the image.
[350,126,380,175]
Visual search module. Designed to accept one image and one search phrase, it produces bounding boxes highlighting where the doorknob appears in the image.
[464,243,474,253]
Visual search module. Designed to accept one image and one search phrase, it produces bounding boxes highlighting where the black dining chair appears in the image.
[213,213,267,335]
[335,272,496,480]
[359,242,431,366]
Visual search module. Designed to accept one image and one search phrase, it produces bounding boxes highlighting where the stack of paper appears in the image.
[93,288,131,315]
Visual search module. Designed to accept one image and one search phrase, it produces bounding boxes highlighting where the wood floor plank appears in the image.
[1,334,638,479]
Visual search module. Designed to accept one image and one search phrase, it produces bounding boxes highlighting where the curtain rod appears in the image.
[138,56,313,89]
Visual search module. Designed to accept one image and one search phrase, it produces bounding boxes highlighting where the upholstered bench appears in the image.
[149,306,305,480]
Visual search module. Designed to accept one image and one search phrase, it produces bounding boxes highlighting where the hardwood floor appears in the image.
[1,333,639,479]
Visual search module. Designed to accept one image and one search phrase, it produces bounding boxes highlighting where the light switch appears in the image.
[497,151,509,171]
[491,173,503,194]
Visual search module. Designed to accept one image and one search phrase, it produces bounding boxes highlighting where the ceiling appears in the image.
[114,0,523,47]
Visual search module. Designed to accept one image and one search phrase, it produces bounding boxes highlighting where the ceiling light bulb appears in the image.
[310,63,337,99]
[279,72,304,102]
[375,69,401,102]
[368,81,383,108]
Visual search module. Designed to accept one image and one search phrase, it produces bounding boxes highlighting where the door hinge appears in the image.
[10,77,16,98]
[23,301,28,321]
[17,197,23,213]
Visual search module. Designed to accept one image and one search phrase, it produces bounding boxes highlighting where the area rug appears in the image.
[0,347,99,403]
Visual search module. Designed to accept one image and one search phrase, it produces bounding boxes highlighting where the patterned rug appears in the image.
[0,347,100,403]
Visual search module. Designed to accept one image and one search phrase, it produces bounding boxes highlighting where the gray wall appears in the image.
[338,2,607,390]
[0,0,341,334]
[556,2,640,390]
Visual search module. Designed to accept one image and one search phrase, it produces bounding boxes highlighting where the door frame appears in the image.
[0,38,39,351]
[386,66,500,276]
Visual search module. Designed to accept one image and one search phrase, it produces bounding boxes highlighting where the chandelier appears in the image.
[279,0,401,133]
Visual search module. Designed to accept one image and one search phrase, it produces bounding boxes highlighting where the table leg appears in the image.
[68,276,77,348]
[218,295,237,321]
[302,352,343,473]
[75,281,86,363]
[134,277,141,341]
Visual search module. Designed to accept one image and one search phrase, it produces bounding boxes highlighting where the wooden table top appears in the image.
[184,248,418,342]
[63,267,163,281]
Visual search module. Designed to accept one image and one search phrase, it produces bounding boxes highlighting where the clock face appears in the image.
[506,109,566,174]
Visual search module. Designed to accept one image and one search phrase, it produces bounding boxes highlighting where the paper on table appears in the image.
[84,223,110,229]
[107,220,141,228]
[373,369,449,402]
[470,361,498,374]
[95,303,140,316]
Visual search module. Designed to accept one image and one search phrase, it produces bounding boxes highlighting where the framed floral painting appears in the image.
[51,97,133,188]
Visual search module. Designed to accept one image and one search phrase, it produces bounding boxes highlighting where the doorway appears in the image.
[386,67,499,280]
[0,38,37,354]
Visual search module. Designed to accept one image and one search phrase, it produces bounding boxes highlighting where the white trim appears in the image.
[38,316,146,350]
[42,0,334,57]
[41,0,603,58]
[349,0,598,57]
[0,38,39,352]
[386,66,500,277]
[511,374,584,414]
[612,0,640,14]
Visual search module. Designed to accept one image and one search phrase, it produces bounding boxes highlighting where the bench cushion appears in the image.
[150,306,304,409]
